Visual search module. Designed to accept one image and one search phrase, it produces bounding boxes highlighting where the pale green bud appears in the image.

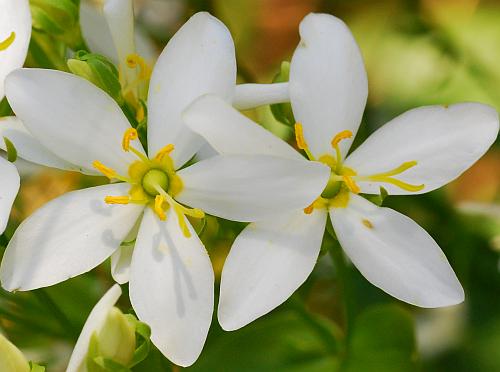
[96,307,136,366]
[0,334,30,372]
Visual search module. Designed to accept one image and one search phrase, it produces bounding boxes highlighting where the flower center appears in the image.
[0,32,15,51]
[92,128,204,238]
[294,123,424,213]
[142,169,169,197]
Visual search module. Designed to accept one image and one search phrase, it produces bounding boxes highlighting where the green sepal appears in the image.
[270,61,295,126]
[124,315,152,368]
[68,52,122,104]
[29,361,46,372]
[365,187,389,207]
[3,137,18,163]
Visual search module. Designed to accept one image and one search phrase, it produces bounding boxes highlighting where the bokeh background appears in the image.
[1,0,500,371]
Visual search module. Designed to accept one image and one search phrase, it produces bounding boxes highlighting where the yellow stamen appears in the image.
[136,104,145,122]
[122,128,138,151]
[105,196,130,205]
[330,130,353,173]
[93,160,117,179]
[364,160,424,192]
[154,144,175,161]
[0,32,15,51]
[369,161,418,178]
[154,195,166,221]
[368,176,425,192]
[362,219,374,229]
[294,123,315,160]
[343,175,360,194]
[304,204,314,214]
[331,130,353,147]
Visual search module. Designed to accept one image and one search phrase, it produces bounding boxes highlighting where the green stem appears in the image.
[329,241,352,333]
[288,296,343,355]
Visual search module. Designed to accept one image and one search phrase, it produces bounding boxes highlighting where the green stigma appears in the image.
[142,169,169,196]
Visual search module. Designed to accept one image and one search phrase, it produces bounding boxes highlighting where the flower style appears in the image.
[0,12,328,366]
[183,13,500,331]
[0,0,31,234]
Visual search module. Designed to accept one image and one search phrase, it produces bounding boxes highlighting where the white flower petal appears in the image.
[5,69,143,175]
[103,0,135,68]
[66,284,122,372]
[80,2,117,63]
[289,13,368,158]
[0,157,19,234]
[0,0,31,99]
[176,154,330,222]
[0,116,79,171]
[345,103,500,195]
[330,194,464,307]
[129,208,213,367]
[219,208,327,331]
[183,94,302,160]
[0,183,144,291]
[110,245,134,285]
[232,82,290,110]
[147,12,236,167]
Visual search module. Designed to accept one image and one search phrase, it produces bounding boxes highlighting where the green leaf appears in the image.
[270,61,295,126]
[341,304,418,372]
[3,137,17,162]
[125,316,152,368]
[365,187,389,207]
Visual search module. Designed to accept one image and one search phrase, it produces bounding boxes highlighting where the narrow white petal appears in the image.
[147,12,236,167]
[0,116,78,171]
[330,194,464,307]
[5,69,143,175]
[183,95,302,160]
[232,83,290,110]
[80,2,118,63]
[344,103,500,195]
[289,13,368,158]
[0,0,31,99]
[0,184,144,291]
[129,209,214,367]
[66,284,122,372]
[103,0,135,68]
[0,157,19,234]
[219,208,327,331]
[176,154,330,222]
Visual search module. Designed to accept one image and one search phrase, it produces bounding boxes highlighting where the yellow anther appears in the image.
[331,130,353,147]
[126,53,152,80]
[154,144,175,161]
[304,204,314,214]
[343,175,360,194]
[122,128,138,151]
[136,104,145,123]
[93,160,117,179]
[0,32,15,51]
[105,196,130,204]
[294,123,315,160]
[154,195,166,221]
[362,219,373,229]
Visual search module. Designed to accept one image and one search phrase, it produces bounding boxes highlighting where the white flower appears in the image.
[0,12,329,366]
[0,0,31,100]
[0,332,30,372]
[66,284,135,372]
[183,13,500,331]
[0,0,30,234]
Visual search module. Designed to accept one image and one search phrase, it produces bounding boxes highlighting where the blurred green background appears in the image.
[1,0,500,371]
